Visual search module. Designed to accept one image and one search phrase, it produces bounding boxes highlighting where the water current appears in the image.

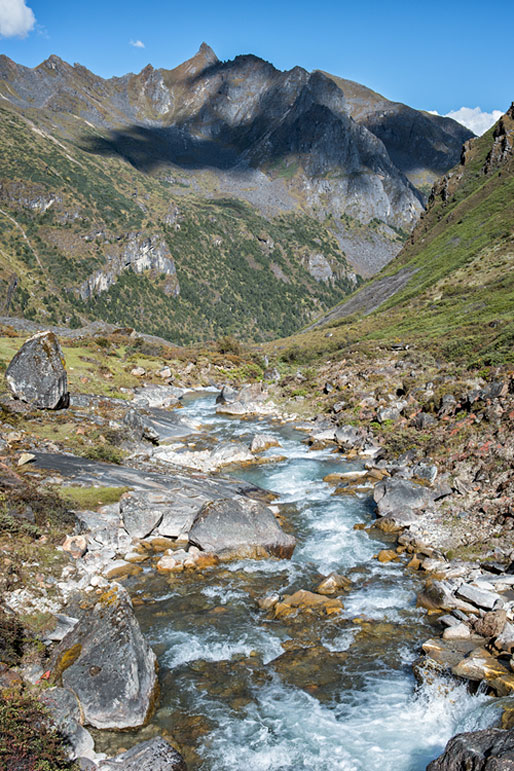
[125,392,501,770]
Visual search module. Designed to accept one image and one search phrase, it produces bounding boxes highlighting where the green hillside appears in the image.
[0,103,356,344]
[272,104,514,368]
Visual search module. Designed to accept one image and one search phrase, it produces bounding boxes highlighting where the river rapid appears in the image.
[119,392,501,770]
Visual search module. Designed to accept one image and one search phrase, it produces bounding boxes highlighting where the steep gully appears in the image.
[72,391,502,770]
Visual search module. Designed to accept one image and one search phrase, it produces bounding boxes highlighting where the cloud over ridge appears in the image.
[429,106,503,136]
[0,0,35,38]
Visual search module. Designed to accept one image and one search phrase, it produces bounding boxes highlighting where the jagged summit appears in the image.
[197,42,218,64]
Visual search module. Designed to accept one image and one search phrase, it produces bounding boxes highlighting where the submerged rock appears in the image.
[5,331,69,409]
[53,583,157,729]
[188,497,296,559]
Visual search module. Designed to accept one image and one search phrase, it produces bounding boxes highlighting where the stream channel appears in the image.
[110,391,501,769]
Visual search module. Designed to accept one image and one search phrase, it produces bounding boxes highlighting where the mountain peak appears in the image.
[197,42,218,64]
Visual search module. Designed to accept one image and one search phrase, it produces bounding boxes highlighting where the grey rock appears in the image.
[210,441,253,467]
[54,583,157,729]
[188,497,296,560]
[456,583,501,610]
[132,385,181,409]
[427,727,514,770]
[495,622,514,654]
[120,493,164,539]
[412,412,437,429]
[123,408,159,443]
[412,462,438,483]
[5,331,69,409]
[43,613,79,643]
[249,433,280,453]
[40,687,96,761]
[373,477,433,516]
[216,385,239,404]
[376,406,400,423]
[334,425,365,450]
[98,737,186,771]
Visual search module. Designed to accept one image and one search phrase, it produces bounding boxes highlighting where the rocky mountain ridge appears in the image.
[0,45,471,341]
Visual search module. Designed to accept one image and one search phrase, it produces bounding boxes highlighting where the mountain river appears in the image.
[105,392,502,769]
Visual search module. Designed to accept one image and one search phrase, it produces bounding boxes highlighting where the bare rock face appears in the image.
[188,497,296,560]
[5,331,69,409]
[98,737,187,770]
[427,727,514,770]
[53,583,157,729]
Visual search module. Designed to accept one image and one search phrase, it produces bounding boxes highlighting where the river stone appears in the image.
[40,687,97,761]
[452,648,509,682]
[456,583,501,610]
[188,497,296,559]
[120,492,165,539]
[427,727,514,770]
[334,425,364,450]
[474,610,508,639]
[54,583,157,729]
[5,331,69,409]
[373,478,433,516]
[98,737,186,770]
[250,433,280,453]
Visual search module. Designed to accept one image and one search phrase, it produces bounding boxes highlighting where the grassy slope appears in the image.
[0,103,355,344]
[268,114,514,368]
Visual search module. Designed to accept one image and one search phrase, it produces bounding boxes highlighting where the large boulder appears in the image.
[98,737,186,770]
[188,497,296,559]
[373,477,434,516]
[5,331,69,409]
[53,583,157,729]
[427,727,514,770]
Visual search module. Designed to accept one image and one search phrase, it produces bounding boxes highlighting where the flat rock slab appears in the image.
[188,497,296,559]
[53,583,157,730]
[456,583,501,610]
[98,737,186,771]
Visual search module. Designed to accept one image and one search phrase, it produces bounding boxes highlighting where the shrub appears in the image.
[0,690,77,771]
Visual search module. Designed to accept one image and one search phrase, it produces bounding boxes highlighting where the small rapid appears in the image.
[129,393,500,770]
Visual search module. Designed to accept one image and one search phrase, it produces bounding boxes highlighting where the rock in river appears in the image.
[373,477,434,516]
[427,726,514,770]
[53,583,157,729]
[188,497,296,559]
[98,737,186,770]
[5,331,69,409]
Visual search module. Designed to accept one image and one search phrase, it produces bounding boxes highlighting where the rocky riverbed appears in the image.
[1,328,514,769]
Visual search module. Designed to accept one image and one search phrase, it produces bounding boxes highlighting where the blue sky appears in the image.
[0,0,511,125]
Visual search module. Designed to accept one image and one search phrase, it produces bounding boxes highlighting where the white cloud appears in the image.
[429,106,503,136]
[0,0,36,38]
[130,39,145,49]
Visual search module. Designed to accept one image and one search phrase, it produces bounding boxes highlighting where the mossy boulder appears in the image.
[5,331,69,409]
[52,583,157,729]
